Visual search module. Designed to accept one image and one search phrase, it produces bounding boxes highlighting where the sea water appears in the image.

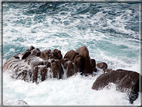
[2,2,141,106]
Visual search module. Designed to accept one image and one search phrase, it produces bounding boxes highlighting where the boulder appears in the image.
[32,66,38,83]
[92,69,141,104]
[96,62,108,72]
[60,58,68,65]
[53,49,62,59]
[64,50,78,61]
[51,62,58,78]
[40,65,47,81]
[31,48,41,56]
[76,46,93,74]
[40,49,51,60]
[22,50,31,59]
[72,55,82,73]
[29,45,35,51]
[91,59,97,72]
[45,60,51,68]
[64,50,82,74]
[56,60,64,79]
[104,69,114,73]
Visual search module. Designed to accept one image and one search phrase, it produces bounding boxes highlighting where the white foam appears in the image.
[3,72,141,106]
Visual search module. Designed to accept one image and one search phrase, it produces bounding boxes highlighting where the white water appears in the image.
[3,72,141,106]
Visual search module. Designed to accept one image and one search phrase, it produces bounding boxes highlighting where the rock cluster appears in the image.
[3,46,97,83]
[3,45,141,104]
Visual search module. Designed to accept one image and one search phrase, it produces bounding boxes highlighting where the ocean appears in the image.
[2,2,141,106]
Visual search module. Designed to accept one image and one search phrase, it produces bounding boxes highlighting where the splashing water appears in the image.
[2,2,141,106]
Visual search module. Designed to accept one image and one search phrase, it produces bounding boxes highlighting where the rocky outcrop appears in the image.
[3,45,97,83]
[92,69,142,104]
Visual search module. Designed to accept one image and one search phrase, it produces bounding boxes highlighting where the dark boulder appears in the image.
[91,59,97,72]
[29,45,35,51]
[76,46,93,74]
[45,60,51,68]
[72,55,82,73]
[64,50,78,61]
[40,49,51,60]
[56,60,64,79]
[96,62,108,72]
[22,50,31,59]
[92,69,141,104]
[51,62,58,78]
[53,49,62,59]
[31,48,41,56]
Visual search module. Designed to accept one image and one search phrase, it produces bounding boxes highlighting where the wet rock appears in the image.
[56,60,64,79]
[53,49,62,59]
[40,49,51,60]
[91,59,97,72]
[3,99,28,106]
[3,45,98,83]
[105,69,114,73]
[22,50,31,59]
[51,62,58,78]
[29,45,35,51]
[72,55,82,73]
[13,53,20,59]
[60,58,68,65]
[96,62,108,72]
[64,50,78,61]
[92,69,141,104]
[76,46,93,74]
[45,60,51,68]
[31,48,41,56]
[67,61,74,77]
[40,66,47,81]
[32,66,38,83]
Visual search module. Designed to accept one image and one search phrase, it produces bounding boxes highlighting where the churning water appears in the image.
[2,2,141,106]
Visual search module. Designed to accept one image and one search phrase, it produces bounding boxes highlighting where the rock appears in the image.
[92,69,141,104]
[3,99,28,106]
[51,62,58,78]
[40,49,62,60]
[60,58,68,65]
[22,50,31,59]
[72,55,82,73]
[53,49,62,59]
[29,45,35,51]
[3,45,98,83]
[91,59,97,72]
[64,50,78,61]
[25,55,44,69]
[96,62,108,71]
[56,60,64,79]
[31,48,41,56]
[40,65,47,81]
[40,49,51,60]
[104,69,114,73]
[76,46,93,74]
[32,66,38,83]
[64,50,82,74]
[67,61,74,77]
[13,53,20,59]
[45,61,51,68]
